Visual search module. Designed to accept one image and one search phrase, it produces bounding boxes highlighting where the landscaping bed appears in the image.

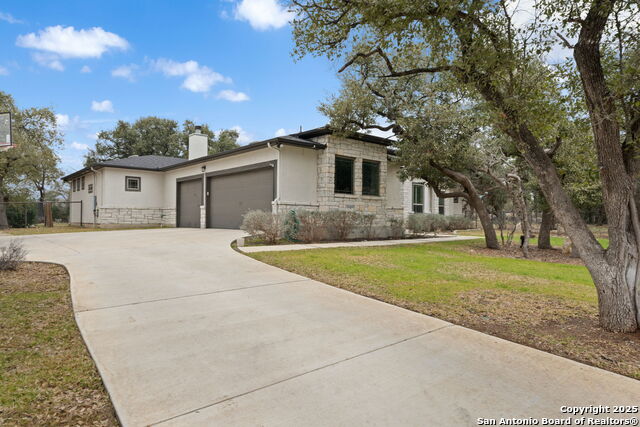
[248,239,640,380]
[0,262,118,426]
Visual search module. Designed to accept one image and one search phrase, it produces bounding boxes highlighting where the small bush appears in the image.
[446,215,474,230]
[0,239,27,270]
[359,213,376,239]
[388,218,405,239]
[324,210,361,240]
[240,210,283,245]
[407,213,449,234]
[6,203,37,228]
[283,210,300,242]
[297,210,326,243]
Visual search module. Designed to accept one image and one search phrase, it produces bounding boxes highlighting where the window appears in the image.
[362,160,380,196]
[81,176,85,190]
[439,197,445,215]
[453,197,459,203]
[73,179,77,192]
[412,184,424,213]
[334,156,354,194]
[88,184,93,194]
[125,176,141,192]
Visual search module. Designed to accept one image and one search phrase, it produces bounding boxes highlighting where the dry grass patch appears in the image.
[0,262,118,426]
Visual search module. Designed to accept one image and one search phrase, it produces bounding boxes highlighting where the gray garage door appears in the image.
[177,179,203,228]
[208,167,274,229]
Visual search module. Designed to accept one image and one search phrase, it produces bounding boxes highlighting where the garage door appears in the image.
[208,167,274,229]
[177,179,202,228]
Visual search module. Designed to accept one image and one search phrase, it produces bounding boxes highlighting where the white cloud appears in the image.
[230,126,252,144]
[80,65,91,73]
[71,141,89,150]
[111,63,138,81]
[235,0,293,30]
[0,12,22,24]
[0,66,8,76]
[33,52,64,71]
[17,25,129,58]
[87,132,99,140]
[91,100,114,113]
[217,89,250,102]
[55,114,71,128]
[274,128,287,137]
[151,58,230,93]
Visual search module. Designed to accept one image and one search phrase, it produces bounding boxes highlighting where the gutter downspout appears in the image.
[267,142,281,214]
[90,167,97,228]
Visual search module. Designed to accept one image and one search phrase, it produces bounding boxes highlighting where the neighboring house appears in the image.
[62,127,464,233]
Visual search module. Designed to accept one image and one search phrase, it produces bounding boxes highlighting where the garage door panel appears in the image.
[178,179,202,228]
[208,167,274,229]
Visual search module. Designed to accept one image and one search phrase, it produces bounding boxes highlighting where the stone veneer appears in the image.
[97,208,176,226]
[273,135,404,238]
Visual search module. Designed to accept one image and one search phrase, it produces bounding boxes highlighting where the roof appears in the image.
[62,126,393,181]
[62,155,187,181]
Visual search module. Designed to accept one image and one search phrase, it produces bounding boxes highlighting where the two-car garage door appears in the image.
[177,165,275,229]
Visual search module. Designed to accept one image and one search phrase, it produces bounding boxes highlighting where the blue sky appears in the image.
[0,0,341,173]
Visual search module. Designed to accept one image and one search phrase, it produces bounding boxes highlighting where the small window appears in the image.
[81,176,85,190]
[439,197,445,215]
[362,160,380,196]
[88,184,93,194]
[73,179,77,192]
[453,197,459,203]
[334,156,354,194]
[412,184,424,213]
[125,176,141,192]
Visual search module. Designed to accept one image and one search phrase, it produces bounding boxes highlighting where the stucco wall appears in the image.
[100,168,165,209]
[277,145,318,205]
[402,179,465,217]
[69,170,102,225]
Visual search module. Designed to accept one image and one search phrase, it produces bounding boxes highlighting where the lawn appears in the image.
[249,240,639,379]
[0,262,118,426]
[3,223,161,236]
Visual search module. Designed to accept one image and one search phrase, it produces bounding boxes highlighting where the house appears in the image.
[62,127,465,233]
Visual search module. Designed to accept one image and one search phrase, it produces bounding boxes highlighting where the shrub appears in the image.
[283,210,300,242]
[6,203,37,228]
[407,213,449,234]
[446,215,474,230]
[359,213,376,239]
[240,210,284,245]
[297,210,326,243]
[388,218,405,239]
[324,210,361,240]
[0,239,27,271]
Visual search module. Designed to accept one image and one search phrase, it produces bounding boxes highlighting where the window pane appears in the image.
[335,156,354,194]
[362,160,379,196]
[126,177,140,191]
[413,204,423,213]
[439,197,445,215]
[412,184,423,204]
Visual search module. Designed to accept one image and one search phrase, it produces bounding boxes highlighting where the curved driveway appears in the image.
[7,228,639,426]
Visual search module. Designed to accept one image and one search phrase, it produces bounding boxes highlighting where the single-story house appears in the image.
[62,127,465,233]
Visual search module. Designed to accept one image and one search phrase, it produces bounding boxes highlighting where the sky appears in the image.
[0,0,342,174]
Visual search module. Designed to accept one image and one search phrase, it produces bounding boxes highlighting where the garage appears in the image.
[207,165,275,229]
[177,178,203,228]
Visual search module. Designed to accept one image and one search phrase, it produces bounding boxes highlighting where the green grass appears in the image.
[253,240,596,304]
[0,263,117,425]
[458,229,609,248]
[249,239,640,380]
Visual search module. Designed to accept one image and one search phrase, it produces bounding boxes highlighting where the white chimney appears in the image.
[188,125,208,160]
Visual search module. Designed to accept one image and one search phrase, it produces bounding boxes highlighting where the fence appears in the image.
[0,201,83,228]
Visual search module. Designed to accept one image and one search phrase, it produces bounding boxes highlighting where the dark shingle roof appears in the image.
[99,155,187,170]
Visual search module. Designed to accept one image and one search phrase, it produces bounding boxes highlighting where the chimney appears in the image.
[188,125,208,160]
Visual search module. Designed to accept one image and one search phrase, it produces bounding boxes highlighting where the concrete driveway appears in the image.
[6,228,639,426]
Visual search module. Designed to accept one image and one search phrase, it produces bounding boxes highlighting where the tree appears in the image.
[0,92,64,228]
[320,73,501,248]
[290,0,640,332]
[85,118,240,165]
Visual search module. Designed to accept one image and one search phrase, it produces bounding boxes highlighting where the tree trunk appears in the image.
[430,162,500,249]
[538,208,554,249]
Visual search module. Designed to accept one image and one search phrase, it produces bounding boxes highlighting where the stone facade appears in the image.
[97,208,176,226]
